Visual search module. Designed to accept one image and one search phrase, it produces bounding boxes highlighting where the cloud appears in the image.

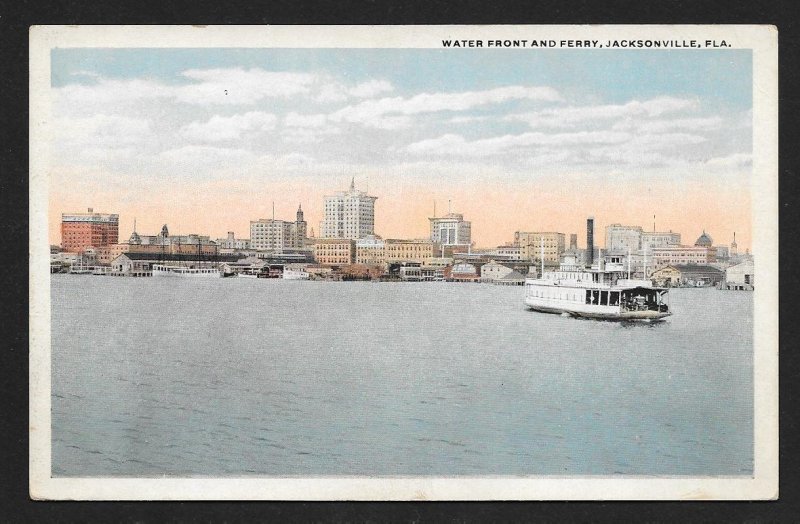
[348,79,394,98]
[406,130,631,156]
[704,153,752,168]
[330,85,562,128]
[506,96,699,129]
[284,112,328,128]
[175,68,317,105]
[179,112,277,142]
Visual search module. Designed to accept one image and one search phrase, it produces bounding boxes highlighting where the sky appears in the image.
[48,48,753,250]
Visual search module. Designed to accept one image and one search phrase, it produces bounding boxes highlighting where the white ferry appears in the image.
[282,267,310,280]
[524,253,670,321]
[151,264,220,278]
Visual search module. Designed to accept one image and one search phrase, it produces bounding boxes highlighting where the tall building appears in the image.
[429,212,471,248]
[605,224,643,254]
[61,208,119,253]
[320,178,377,239]
[513,231,565,266]
[250,204,307,250]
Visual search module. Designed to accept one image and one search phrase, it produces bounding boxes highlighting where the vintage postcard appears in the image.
[29,25,778,500]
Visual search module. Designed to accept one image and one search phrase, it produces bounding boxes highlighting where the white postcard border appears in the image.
[29,24,778,501]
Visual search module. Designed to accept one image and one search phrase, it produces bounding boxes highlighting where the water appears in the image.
[50,275,753,477]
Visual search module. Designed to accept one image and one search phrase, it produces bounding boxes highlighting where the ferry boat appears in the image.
[151,264,220,278]
[282,267,310,280]
[524,253,670,321]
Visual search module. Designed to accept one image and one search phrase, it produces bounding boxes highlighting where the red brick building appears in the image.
[61,208,119,253]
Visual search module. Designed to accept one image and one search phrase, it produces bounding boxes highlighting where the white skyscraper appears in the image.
[320,178,377,239]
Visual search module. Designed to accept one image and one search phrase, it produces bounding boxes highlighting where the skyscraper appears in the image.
[320,178,377,239]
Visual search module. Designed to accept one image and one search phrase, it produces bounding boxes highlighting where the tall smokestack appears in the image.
[586,217,594,267]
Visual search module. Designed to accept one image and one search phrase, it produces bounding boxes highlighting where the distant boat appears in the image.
[524,257,671,321]
[282,268,310,280]
[152,264,220,278]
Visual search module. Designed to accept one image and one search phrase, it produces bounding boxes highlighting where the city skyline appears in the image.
[48,48,752,250]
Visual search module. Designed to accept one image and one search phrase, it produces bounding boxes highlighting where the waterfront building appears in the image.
[641,230,681,251]
[488,245,523,262]
[61,208,119,253]
[355,235,386,266]
[95,243,131,265]
[493,270,526,286]
[320,178,377,239]
[480,261,514,282]
[429,212,471,249]
[722,260,755,290]
[216,232,251,250]
[110,252,244,275]
[650,264,724,287]
[652,245,716,267]
[513,231,566,267]
[385,239,440,265]
[605,224,643,254]
[128,223,218,255]
[449,262,479,282]
[312,238,356,266]
[250,205,307,250]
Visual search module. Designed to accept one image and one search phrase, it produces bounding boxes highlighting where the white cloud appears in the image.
[348,79,394,98]
[507,96,699,129]
[176,68,317,105]
[284,112,328,128]
[406,130,630,156]
[704,153,752,168]
[179,112,277,142]
[330,85,562,128]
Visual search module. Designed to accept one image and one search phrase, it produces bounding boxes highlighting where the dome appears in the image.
[694,230,713,247]
[128,231,141,245]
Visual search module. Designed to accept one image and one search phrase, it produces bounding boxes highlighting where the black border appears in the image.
[3,0,799,521]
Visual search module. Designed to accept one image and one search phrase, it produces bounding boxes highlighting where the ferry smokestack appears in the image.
[586,216,594,268]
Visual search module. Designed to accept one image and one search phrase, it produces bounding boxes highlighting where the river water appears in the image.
[50,275,753,477]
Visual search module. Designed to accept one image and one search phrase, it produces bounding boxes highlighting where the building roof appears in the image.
[118,252,245,262]
[497,270,525,281]
[672,264,724,275]
[694,231,714,246]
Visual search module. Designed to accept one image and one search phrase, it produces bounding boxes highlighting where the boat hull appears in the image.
[524,299,671,321]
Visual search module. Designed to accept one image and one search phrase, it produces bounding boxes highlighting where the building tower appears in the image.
[295,204,307,247]
[731,232,738,258]
[586,217,594,267]
[320,178,377,239]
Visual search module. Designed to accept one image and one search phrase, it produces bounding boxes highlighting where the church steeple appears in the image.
[350,176,355,191]
[296,203,304,223]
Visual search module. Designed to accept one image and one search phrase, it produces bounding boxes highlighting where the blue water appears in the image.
[50,275,753,476]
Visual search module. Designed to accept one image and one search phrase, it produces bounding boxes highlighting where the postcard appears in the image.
[29,25,778,500]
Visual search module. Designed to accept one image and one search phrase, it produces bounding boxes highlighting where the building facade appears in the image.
[605,224,643,254]
[320,179,377,239]
[355,235,386,266]
[216,231,251,250]
[313,238,356,266]
[429,213,471,248]
[652,245,716,267]
[250,205,307,250]
[61,208,119,253]
[514,231,566,266]
[385,239,440,264]
[641,231,681,251]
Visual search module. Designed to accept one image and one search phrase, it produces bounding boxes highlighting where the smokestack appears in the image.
[586,217,594,267]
